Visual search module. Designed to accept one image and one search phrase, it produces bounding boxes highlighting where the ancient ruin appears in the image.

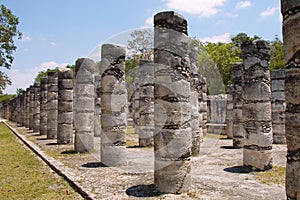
[100,44,127,167]
[136,60,154,147]
[57,68,74,144]
[232,62,244,148]
[281,0,300,198]
[46,72,58,139]
[154,11,192,193]
[271,69,286,144]
[74,58,96,152]
[242,40,273,170]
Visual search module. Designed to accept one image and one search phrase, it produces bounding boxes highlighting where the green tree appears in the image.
[231,32,261,47]
[16,88,25,95]
[127,28,153,60]
[34,68,59,84]
[0,4,22,94]
[270,36,284,70]
[0,93,15,103]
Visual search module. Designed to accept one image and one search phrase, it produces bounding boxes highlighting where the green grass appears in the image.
[253,166,286,185]
[0,122,83,199]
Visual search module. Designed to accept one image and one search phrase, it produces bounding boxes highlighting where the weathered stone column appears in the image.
[25,88,30,128]
[136,60,154,147]
[74,58,95,152]
[40,77,48,135]
[242,40,272,170]
[232,62,244,148]
[29,85,35,130]
[226,85,234,139]
[57,68,73,144]
[33,83,40,132]
[154,11,191,194]
[190,46,201,156]
[271,70,286,144]
[198,75,207,137]
[281,1,300,199]
[100,44,127,166]
[47,72,58,139]
[94,75,101,137]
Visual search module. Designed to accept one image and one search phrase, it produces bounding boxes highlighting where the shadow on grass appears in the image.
[224,166,254,174]
[126,184,162,197]
[46,142,59,146]
[82,162,107,168]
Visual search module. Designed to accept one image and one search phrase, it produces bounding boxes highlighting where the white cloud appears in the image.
[3,61,69,94]
[200,33,231,43]
[235,1,251,10]
[50,42,57,47]
[261,7,278,17]
[165,0,228,17]
[145,16,153,27]
[20,32,31,42]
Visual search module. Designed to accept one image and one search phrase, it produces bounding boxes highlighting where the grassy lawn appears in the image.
[0,122,83,199]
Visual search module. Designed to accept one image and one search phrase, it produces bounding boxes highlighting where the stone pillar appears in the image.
[29,85,35,130]
[242,40,272,171]
[57,68,74,144]
[40,77,48,135]
[100,44,127,166]
[25,88,30,128]
[281,1,300,199]
[136,60,154,147]
[232,62,244,148]
[226,85,234,139]
[47,72,58,139]
[74,58,95,152]
[190,47,201,156]
[198,75,207,137]
[271,70,286,144]
[94,75,101,137]
[33,83,40,132]
[154,11,191,194]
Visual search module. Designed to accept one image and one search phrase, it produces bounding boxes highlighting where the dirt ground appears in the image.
[6,121,286,200]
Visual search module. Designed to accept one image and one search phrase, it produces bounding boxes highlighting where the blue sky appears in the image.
[2,0,282,94]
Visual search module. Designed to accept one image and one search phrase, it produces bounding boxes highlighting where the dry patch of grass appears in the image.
[253,166,286,185]
[0,122,83,199]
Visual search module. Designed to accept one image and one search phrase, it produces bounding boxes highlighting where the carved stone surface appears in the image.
[47,72,58,139]
[136,60,154,147]
[242,40,272,171]
[281,0,300,198]
[100,44,127,166]
[154,11,191,194]
[232,62,244,148]
[40,77,48,135]
[33,83,40,132]
[74,58,95,152]
[57,68,73,144]
[226,85,233,139]
[271,70,286,144]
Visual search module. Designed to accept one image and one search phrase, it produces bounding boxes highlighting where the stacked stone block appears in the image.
[94,75,101,137]
[39,77,48,135]
[232,62,244,148]
[47,72,58,139]
[74,58,95,152]
[242,40,272,171]
[29,85,35,130]
[57,68,74,144]
[226,85,233,139]
[198,75,207,137]
[33,83,40,132]
[100,44,127,166]
[136,60,154,147]
[271,70,286,144]
[281,0,300,199]
[25,88,30,128]
[190,46,201,156]
[154,11,191,193]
